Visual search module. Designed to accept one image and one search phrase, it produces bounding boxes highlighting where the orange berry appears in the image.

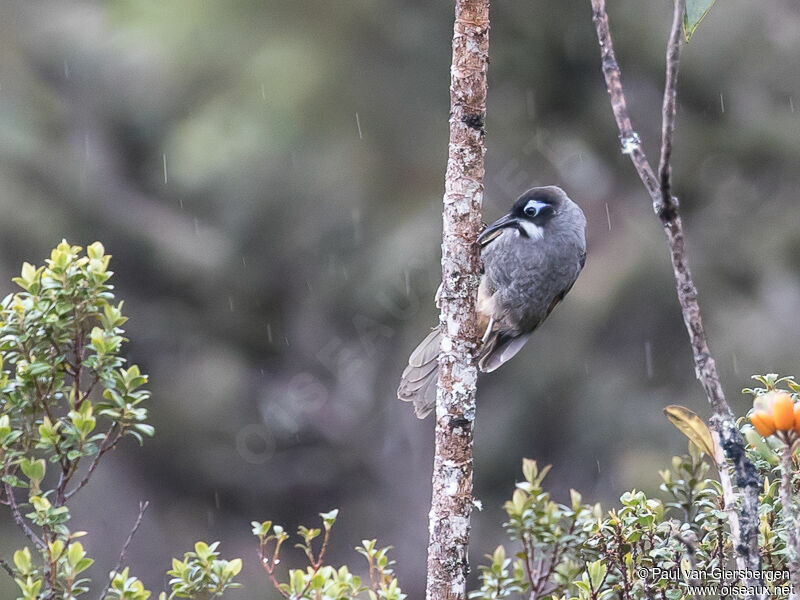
[771,392,795,431]
[751,410,776,437]
[794,404,800,434]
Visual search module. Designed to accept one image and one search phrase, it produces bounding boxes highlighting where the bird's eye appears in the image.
[524,200,548,218]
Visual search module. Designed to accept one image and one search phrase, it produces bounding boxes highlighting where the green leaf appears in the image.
[683,0,718,41]
[225,558,242,577]
[13,548,33,573]
[67,542,85,567]
[134,423,155,437]
[87,242,105,260]
[20,457,46,484]
[320,508,339,529]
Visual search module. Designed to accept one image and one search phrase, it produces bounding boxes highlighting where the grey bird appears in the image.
[397,186,587,418]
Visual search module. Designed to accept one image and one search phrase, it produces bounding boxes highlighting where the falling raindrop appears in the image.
[260,82,266,101]
[266,323,273,344]
[162,153,168,184]
[790,97,795,113]
[605,202,612,231]
[352,207,362,243]
[732,353,739,375]
[63,60,70,79]
[644,340,653,379]
[228,296,234,312]
[719,93,725,113]
[355,112,363,139]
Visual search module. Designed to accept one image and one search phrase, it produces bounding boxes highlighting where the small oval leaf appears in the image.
[664,405,715,457]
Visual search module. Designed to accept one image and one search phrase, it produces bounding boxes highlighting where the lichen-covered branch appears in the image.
[427,1,490,599]
[589,0,763,590]
[779,447,800,592]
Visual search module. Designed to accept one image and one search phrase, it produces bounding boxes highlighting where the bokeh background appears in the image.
[1,0,799,596]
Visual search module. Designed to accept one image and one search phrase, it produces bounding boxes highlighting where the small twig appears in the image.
[296,528,331,599]
[77,374,100,408]
[590,0,661,209]
[3,481,45,549]
[520,533,537,599]
[259,544,290,599]
[0,558,15,579]
[64,425,122,501]
[101,500,149,598]
[673,532,703,591]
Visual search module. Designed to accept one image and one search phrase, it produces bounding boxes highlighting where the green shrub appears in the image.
[470,375,800,599]
[3,242,799,600]
[0,241,240,600]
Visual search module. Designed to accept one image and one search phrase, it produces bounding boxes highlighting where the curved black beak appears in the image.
[477,213,520,244]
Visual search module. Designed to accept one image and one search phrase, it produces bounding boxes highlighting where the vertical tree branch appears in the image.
[779,447,800,593]
[427,1,490,599]
[589,0,763,592]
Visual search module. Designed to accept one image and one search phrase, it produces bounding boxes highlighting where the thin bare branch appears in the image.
[589,0,763,591]
[115,501,148,575]
[99,501,149,600]
[0,558,15,580]
[259,543,290,599]
[3,481,45,549]
[590,0,661,210]
[64,424,122,501]
[658,0,684,215]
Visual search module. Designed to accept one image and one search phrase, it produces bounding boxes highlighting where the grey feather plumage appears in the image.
[397,186,587,419]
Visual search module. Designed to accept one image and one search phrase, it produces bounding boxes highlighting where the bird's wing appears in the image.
[477,251,585,373]
[478,332,532,373]
[397,328,441,418]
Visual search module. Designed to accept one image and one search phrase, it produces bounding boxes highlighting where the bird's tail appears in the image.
[397,328,441,419]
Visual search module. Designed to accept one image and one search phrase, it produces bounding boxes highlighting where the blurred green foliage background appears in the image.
[1,0,799,597]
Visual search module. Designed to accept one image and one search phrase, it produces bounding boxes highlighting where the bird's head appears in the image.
[477,186,583,244]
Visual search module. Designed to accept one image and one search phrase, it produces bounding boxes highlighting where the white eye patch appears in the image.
[524,199,549,217]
